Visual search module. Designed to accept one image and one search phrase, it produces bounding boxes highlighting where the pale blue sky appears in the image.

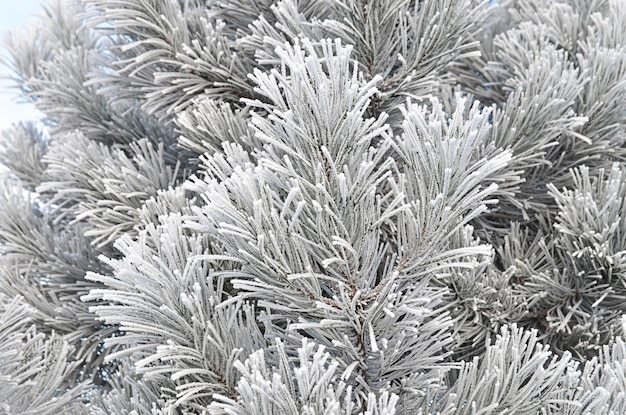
[0,0,44,130]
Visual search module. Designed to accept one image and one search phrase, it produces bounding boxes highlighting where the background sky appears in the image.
[0,0,44,130]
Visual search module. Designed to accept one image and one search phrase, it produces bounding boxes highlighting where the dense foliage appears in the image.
[1,0,626,413]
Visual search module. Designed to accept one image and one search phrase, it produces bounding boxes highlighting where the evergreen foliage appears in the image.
[0,0,625,413]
